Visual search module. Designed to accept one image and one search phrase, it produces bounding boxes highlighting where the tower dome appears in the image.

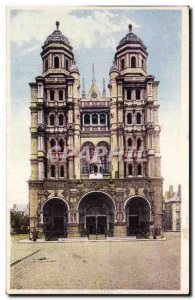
[117,24,147,50]
[114,24,148,76]
[69,61,79,74]
[44,21,71,48]
[109,60,120,74]
[41,21,74,75]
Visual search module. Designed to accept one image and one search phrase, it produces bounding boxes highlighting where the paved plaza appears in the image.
[9,232,180,291]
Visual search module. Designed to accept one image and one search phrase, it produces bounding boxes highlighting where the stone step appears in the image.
[88,234,106,240]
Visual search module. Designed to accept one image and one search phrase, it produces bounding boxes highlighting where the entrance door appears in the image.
[97,216,107,234]
[54,217,64,234]
[43,198,68,240]
[129,216,139,235]
[86,216,96,234]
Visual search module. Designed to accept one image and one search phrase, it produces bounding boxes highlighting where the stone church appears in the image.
[29,22,163,240]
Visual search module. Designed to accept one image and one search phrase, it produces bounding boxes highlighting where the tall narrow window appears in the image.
[127,89,132,100]
[100,113,106,124]
[51,165,55,178]
[128,164,133,176]
[65,59,69,70]
[84,114,90,125]
[92,113,98,124]
[136,112,142,124]
[121,58,125,70]
[50,90,54,101]
[50,139,55,148]
[50,114,55,126]
[138,164,142,176]
[136,89,141,100]
[60,166,64,177]
[141,59,144,69]
[137,138,142,151]
[59,90,63,101]
[59,114,64,126]
[59,139,64,152]
[65,87,68,99]
[127,138,132,148]
[45,59,48,71]
[131,56,136,68]
[45,90,48,100]
[54,56,59,68]
[127,113,132,124]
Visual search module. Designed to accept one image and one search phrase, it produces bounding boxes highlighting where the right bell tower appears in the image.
[109,24,163,228]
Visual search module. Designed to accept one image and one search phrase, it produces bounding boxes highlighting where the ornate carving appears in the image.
[135,187,139,195]
[77,188,83,197]
[44,190,50,198]
[125,188,130,197]
[143,187,149,197]
[54,189,58,196]
[116,212,124,222]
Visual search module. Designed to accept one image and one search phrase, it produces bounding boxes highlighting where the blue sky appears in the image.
[8,7,183,205]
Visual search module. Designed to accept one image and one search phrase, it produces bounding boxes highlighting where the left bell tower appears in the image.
[29,22,80,238]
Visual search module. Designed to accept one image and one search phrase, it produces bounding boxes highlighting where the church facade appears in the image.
[29,22,163,240]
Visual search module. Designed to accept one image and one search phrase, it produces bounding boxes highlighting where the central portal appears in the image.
[86,215,107,235]
[78,192,115,237]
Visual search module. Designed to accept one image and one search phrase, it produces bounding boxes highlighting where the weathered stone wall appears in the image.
[29,177,163,238]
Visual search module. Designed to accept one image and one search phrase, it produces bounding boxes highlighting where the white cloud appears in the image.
[10,8,140,50]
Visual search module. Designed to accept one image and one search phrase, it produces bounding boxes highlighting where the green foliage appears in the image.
[10,210,29,234]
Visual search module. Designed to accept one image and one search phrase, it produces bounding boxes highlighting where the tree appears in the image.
[10,211,29,234]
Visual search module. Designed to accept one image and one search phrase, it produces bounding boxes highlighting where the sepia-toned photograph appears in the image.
[6,6,189,295]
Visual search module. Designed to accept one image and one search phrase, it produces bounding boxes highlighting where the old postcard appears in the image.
[6,6,189,295]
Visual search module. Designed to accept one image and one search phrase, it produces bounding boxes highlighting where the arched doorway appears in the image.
[43,198,68,240]
[78,192,115,236]
[125,196,151,237]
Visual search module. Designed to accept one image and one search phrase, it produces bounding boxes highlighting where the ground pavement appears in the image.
[9,232,180,291]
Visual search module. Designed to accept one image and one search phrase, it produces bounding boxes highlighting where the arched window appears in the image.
[84,114,90,125]
[80,142,95,174]
[59,90,63,101]
[51,165,55,178]
[136,89,141,100]
[127,113,132,124]
[127,89,132,100]
[128,164,133,176]
[92,113,98,124]
[121,58,125,70]
[59,114,64,126]
[54,56,59,68]
[136,113,142,124]
[50,90,54,101]
[127,138,132,148]
[50,114,55,126]
[60,166,64,177]
[65,59,69,70]
[131,56,136,68]
[97,141,110,174]
[59,139,64,152]
[50,139,55,148]
[138,164,142,176]
[100,113,106,124]
[45,59,48,71]
[137,138,142,151]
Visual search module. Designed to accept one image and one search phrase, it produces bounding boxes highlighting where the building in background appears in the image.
[11,204,29,216]
[163,185,181,232]
[28,22,163,240]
